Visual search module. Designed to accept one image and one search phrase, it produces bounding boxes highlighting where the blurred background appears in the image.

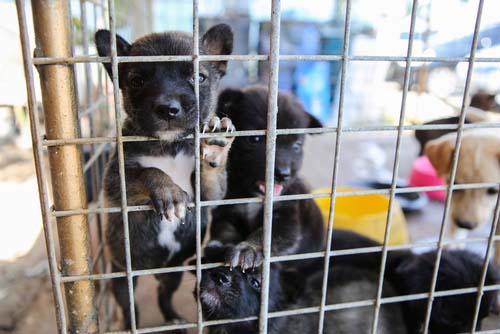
[0,0,499,332]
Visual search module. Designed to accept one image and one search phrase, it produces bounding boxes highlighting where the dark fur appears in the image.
[96,25,233,329]
[198,249,406,334]
[328,230,500,334]
[206,85,325,271]
[414,92,498,155]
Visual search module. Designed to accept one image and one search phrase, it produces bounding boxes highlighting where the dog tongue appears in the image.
[258,183,283,196]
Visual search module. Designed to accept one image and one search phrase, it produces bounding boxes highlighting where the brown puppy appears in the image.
[425,129,500,263]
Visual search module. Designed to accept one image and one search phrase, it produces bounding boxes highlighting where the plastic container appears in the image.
[408,155,446,201]
[313,187,409,245]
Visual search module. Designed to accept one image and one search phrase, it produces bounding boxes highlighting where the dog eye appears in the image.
[189,73,207,85]
[250,278,261,290]
[292,142,303,152]
[247,136,262,144]
[487,187,499,195]
[129,75,145,88]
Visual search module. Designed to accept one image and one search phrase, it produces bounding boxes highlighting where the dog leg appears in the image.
[156,271,185,333]
[201,116,235,201]
[111,264,139,329]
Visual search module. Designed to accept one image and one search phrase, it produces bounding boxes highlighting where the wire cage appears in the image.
[14,0,500,333]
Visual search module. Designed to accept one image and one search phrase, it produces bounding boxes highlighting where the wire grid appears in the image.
[14,0,500,333]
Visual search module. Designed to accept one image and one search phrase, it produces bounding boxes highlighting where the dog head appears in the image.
[216,85,322,197]
[95,24,233,139]
[425,129,500,230]
[470,92,499,112]
[198,258,282,332]
[395,249,499,333]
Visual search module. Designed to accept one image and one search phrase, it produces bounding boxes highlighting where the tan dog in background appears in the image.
[425,129,500,263]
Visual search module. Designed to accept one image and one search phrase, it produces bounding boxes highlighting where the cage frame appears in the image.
[14,0,500,333]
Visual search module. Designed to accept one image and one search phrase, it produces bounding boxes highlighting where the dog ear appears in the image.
[201,24,234,75]
[307,113,323,129]
[424,133,456,176]
[217,88,244,119]
[95,29,131,87]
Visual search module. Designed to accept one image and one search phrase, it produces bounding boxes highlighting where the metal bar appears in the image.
[83,141,110,173]
[15,1,69,333]
[40,121,500,147]
[49,181,500,218]
[259,1,281,333]
[371,0,418,332]
[422,1,485,332]
[80,95,107,117]
[192,1,204,333]
[59,234,499,284]
[471,189,500,332]
[317,0,352,332]
[107,0,138,331]
[31,54,500,65]
[29,0,99,332]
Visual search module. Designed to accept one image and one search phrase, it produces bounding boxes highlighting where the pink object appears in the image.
[408,155,446,201]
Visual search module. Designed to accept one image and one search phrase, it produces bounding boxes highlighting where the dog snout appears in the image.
[154,99,183,120]
[211,269,231,287]
[275,166,291,182]
[455,219,477,230]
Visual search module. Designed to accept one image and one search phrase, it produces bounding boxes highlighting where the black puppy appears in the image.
[206,85,325,271]
[96,25,234,329]
[198,249,406,334]
[329,230,499,334]
[394,249,499,334]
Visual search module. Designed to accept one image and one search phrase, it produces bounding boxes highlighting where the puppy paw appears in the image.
[227,242,263,272]
[150,184,190,223]
[202,116,235,168]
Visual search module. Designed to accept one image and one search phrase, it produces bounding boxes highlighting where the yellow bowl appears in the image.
[314,187,409,245]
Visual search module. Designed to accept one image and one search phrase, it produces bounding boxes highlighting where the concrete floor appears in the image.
[1,132,499,333]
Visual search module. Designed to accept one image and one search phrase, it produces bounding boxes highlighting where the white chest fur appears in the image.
[136,153,195,197]
[157,216,181,257]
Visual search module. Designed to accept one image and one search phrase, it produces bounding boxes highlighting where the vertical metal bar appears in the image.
[15,1,68,333]
[316,0,352,332]
[29,0,99,333]
[259,1,281,333]
[471,191,500,333]
[107,0,138,331]
[370,0,418,332]
[422,1,485,332]
[192,1,204,333]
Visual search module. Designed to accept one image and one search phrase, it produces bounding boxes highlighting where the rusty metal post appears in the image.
[31,1,98,333]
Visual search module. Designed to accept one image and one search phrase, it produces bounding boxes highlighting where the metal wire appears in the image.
[32,54,500,65]
[371,0,419,332]
[107,0,138,331]
[422,1,485,333]
[192,1,204,332]
[259,0,281,332]
[317,0,352,332]
[15,1,68,332]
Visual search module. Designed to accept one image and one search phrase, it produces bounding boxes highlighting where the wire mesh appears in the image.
[13,0,500,333]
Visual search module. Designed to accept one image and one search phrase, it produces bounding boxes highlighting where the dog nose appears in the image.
[455,219,476,230]
[211,270,231,286]
[155,100,182,119]
[275,166,291,182]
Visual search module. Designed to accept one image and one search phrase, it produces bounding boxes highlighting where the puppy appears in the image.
[198,249,406,334]
[329,230,499,333]
[393,249,499,334]
[425,129,500,263]
[95,25,234,328]
[206,85,325,271]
